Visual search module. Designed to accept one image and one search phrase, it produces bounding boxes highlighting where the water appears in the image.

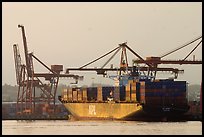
[2,120,202,135]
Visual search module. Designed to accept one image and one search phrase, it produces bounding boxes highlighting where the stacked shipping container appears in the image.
[60,79,187,109]
[139,80,188,111]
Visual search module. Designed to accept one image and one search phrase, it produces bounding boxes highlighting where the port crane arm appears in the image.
[182,39,202,61]
[101,47,121,68]
[133,59,202,64]
[122,43,152,67]
[79,42,152,70]
[134,36,202,65]
[18,25,33,77]
[66,42,184,79]
[79,46,121,69]
[66,67,183,74]
[31,54,58,75]
[13,44,22,85]
[160,35,202,58]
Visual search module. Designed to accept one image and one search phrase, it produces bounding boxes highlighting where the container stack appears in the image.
[97,85,103,102]
[139,80,187,108]
[68,88,73,101]
[87,87,97,101]
[72,90,78,102]
[82,87,87,102]
[77,89,82,102]
[145,81,162,106]
[140,81,146,104]
[62,89,68,102]
[119,86,126,101]
[136,82,140,102]
[125,82,131,102]
[114,86,120,102]
[102,86,113,101]
[167,81,187,107]
[131,81,137,102]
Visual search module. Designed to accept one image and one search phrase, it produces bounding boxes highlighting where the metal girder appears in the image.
[66,67,184,74]
[13,44,22,85]
[133,59,202,65]
[160,35,202,58]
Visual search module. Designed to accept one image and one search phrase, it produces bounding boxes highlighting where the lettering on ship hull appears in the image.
[89,104,96,115]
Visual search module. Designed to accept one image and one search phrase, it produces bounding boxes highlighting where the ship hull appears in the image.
[63,102,143,120]
[62,102,190,121]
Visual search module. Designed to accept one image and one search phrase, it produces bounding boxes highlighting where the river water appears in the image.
[2,120,202,135]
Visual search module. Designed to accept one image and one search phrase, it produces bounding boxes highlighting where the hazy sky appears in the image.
[2,2,202,86]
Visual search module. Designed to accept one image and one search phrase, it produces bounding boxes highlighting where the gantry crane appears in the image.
[66,35,202,83]
[65,43,183,82]
[13,25,83,117]
[133,35,202,79]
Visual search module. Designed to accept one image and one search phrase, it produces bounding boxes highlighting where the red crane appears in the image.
[13,25,83,118]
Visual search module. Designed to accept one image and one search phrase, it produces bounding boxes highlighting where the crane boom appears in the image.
[160,35,202,58]
[18,24,32,77]
[13,44,22,85]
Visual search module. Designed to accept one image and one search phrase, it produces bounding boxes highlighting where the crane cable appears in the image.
[160,35,202,58]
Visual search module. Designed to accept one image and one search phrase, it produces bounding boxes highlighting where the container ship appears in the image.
[58,67,190,121]
[58,41,199,121]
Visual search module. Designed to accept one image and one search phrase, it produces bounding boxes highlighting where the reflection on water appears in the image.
[2,120,202,135]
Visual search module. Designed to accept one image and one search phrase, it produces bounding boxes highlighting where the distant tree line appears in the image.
[187,84,201,102]
[2,83,68,102]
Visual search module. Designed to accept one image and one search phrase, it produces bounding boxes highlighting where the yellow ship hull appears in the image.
[63,102,143,120]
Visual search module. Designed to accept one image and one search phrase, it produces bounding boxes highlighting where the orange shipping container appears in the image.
[68,88,73,101]
[77,89,82,101]
[82,88,87,101]
[73,90,78,101]
[125,83,131,101]
[97,85,103,101]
